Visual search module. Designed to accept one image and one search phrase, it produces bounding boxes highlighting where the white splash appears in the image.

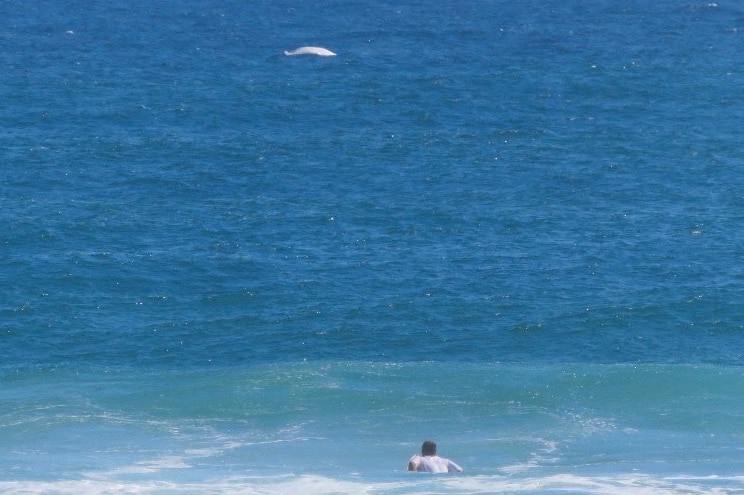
[283,46,337,57]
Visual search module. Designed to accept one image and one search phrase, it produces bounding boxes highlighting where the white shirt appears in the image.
[408,454,463,473]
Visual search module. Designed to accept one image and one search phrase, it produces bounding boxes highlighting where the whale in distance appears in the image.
[284,46,337,57]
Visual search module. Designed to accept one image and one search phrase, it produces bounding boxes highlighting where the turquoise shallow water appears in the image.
[2,363,743,493]
[2,0,744,493]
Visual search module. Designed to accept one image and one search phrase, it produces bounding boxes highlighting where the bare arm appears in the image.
[408,455,420,471]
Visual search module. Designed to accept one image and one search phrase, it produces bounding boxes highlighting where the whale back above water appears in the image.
[284,46,337,57]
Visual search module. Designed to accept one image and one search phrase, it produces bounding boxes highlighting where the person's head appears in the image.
[421,440,437,456]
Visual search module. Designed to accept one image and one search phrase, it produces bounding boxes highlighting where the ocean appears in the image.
[2,0,744,493]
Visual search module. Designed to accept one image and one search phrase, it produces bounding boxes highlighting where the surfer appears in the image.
[407,440,463,473]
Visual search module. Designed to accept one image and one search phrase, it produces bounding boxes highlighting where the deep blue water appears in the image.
[2,1,744,493]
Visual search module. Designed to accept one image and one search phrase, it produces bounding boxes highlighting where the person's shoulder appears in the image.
[446,458,463,472]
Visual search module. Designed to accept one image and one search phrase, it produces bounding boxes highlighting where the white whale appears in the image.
[283,46,336,57]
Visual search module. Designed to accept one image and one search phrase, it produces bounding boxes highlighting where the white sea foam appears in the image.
[1,473,741,495]
[97,455,192,476]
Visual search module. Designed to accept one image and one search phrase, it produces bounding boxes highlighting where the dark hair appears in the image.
[421,440,437,456]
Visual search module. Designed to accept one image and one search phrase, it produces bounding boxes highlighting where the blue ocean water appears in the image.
[2,0,744,493]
